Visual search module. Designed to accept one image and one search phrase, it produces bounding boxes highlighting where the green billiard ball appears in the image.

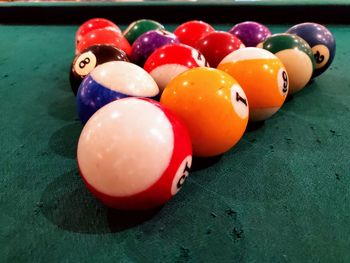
[258,33,316,94]
[123,19,165,45]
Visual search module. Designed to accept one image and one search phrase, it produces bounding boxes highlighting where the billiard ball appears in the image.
[229,21,271,47]
[287,22,336,78]
[76,27,131,56]
[195,31,244,68]
[131,30,179,66]
[76,18,121,46]
[258,33,315,94]
[70,45,129,96]
[123,19,165,45]
[218,47,288,122]
[161,67,249,157]
[174,20,215,48]
[144,43,209,92]
[77,61,159,124]
[77,97,192,210]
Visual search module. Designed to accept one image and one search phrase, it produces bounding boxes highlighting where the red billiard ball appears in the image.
[195,31,245,68]
[76,18,121,46]
[76,27,131,56]
[144,43,209,92]
[77,97,192,210]
[174,20,215,48]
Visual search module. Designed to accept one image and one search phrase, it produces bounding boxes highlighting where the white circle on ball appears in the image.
[312,44,330,69]
[191,49,207,67]
[230,84,249,119]
[74,51,97,76]
[277,67,289,96]
[77,98,174,197]
[171,155,192,195]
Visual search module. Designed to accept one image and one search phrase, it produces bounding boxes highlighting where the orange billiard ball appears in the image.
[160,67,249,157]
[218,47,289,122]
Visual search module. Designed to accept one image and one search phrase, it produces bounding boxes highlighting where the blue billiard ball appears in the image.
[287,22,336,78]
[77,61,159,124]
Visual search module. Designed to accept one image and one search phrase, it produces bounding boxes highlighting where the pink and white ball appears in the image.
[144,44,209,92]
[77,97,192,210]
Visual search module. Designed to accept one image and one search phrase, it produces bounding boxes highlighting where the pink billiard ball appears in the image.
[77,97,192,210]
[76,18,121,46]
[144,43,209,92]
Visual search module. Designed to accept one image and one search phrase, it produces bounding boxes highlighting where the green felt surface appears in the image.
[0,24,350,262]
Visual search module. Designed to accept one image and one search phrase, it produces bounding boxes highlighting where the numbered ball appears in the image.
[70,45,129,95]
[77,61,159,124]
[195,31,244,68]
[144,44,209,92]
[131,30,179,66]
[287,22,336,78]
[161,67,249,157]
[78,97,192,210]
[229,21,271,47]
[76,18,121,46]
[123,19,165,45]
[218,48,288,122]
[174,20,215,48]
[258,33,315,94]
[76,27,131,56]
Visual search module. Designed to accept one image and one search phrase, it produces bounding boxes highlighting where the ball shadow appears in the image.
[246,121,265,133]
[48,122,82,159]
[191,155,223,172]
[47,95,77,122]
[40,169,160,234]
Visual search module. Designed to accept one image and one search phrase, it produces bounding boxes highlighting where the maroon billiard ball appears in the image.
[195,31,245,68]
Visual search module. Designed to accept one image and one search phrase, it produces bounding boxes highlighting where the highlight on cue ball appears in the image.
[77,97,192,210]
[76,61,159,124]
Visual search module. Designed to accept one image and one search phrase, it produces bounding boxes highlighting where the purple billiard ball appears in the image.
[229,21,271,47]
[287,22,336,78]
[131,30,179,66]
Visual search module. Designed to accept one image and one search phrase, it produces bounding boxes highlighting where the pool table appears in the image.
[0,1,350,262]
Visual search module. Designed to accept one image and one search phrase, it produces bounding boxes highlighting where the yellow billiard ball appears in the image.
[218,47,289,122]
[160,67,249,157]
